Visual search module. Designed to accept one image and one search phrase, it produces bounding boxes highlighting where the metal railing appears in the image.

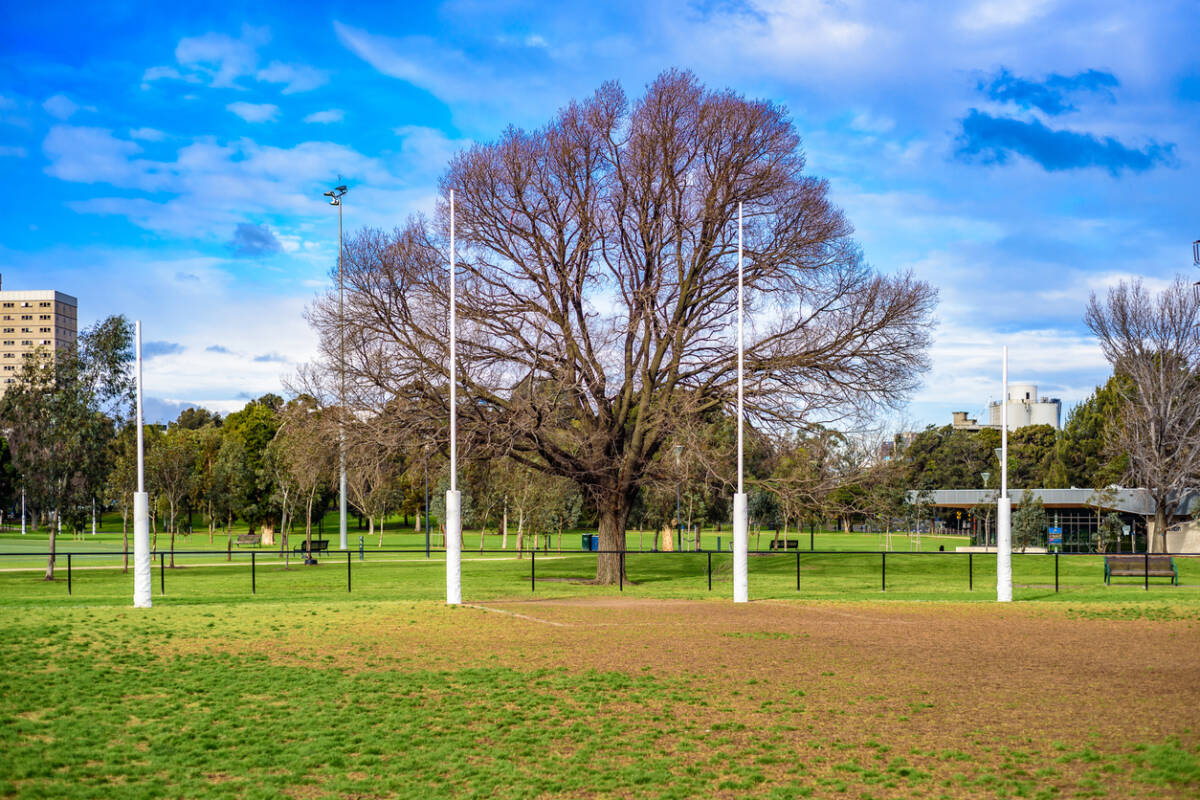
[0,548,1191,599]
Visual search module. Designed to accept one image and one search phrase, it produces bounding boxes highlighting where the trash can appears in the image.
[590,535,599,551]
[581,534,592,551]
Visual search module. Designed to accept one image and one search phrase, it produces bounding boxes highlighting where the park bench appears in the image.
[236,534,261,547]
[294,538,330,557]
[769,539,800,551]
[1104,555,1177,586]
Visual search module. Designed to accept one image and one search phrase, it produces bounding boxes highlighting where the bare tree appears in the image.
[274,399,336,558]
[147,427,197,567]
[309,71,936,583]
[1085,277,1200,552]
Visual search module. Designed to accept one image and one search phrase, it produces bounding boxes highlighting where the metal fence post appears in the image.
[1055,552,1059,593]
[67,553,71,595]
[969,553,973,591]
[531,550,535,592]
[251,551,256,595]
[347,550,351,593]
[881,552,886,592]
[619,551,624,592]
[796,550,800,591]
[708,552,712,591]
[1145,550,1149,591]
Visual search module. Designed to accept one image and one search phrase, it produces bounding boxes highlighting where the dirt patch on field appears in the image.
[166,598,1200,797]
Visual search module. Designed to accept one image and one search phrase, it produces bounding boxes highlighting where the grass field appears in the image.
[1,594,1198,798]
[3,529,1199,798]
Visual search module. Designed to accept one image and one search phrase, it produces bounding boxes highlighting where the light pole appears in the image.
[424,444,430,559]
[446,189,462,605]
[674,444,683,552]
[996,347,1012,602]
[133,320,151,608]
[733,202,748,603]
[323,185,349,552]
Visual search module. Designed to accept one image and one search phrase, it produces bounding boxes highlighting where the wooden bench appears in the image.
[769,539,800,551]
[294,538,330,557]
[236,533,261,547]
[1104,555,1177,585]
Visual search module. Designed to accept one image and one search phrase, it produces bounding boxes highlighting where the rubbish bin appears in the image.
[590,535,599,551]
[581,534,591,551]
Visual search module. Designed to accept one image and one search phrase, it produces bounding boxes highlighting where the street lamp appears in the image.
[324,185,349,552]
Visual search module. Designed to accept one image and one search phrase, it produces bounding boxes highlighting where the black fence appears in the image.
[0,547,1193,600]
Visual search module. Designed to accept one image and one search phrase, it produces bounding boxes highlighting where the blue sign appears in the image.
[1048,526,1062,546]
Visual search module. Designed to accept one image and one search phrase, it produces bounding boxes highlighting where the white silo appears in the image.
[1030,398,1061,429]
[1008,383,1038,404]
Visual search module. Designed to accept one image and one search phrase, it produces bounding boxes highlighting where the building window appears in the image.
[20,315,31,320]
[1,303,10,308]
[2,354,12,359]
[2,328,11,333]
[39,302,51,308]
[20,328,30,333]
[39,315,50,320]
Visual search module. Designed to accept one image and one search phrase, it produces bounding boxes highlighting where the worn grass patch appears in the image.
[1,599,1198,798]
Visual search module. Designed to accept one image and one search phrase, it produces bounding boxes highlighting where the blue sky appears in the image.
[2,0,1197,426]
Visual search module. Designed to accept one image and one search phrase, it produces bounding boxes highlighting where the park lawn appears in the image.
[1,548,1200,609]
[1,596,1198,799]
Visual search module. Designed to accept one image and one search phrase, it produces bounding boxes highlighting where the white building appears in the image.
[987,383,1061,430]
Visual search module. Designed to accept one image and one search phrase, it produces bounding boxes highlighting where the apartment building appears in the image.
[0,275,78,394]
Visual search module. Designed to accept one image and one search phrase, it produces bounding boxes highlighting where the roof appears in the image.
[908,488,1200,517]
[0,290,78,306]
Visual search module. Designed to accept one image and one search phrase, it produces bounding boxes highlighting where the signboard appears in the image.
[1048,526,1062,546]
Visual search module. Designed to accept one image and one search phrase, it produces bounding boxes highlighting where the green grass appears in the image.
[2,546,1199,608]
[1,599,1197,798]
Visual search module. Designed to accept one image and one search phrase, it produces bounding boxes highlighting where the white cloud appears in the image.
[303,109,344,124]
[0,246,320,411]
[129,127,167,141]
[334,22,514,103]
[256,61,328,94]
[957,0,1054,31]
[393,125,471,177]
[41,124,419,238]
[174,25,269,88]
[43,94,79,120]
[227,102,280,123]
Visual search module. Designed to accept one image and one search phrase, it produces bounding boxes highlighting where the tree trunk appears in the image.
[151,510,157,553]
[501,506,508,549]
[123,526,129,574]
[595,498,630,584]
[1152,504,1167,553]
[378,514,384,548]
[169,528,176,568]
[44,514,56,580]
[515,509,524,560]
